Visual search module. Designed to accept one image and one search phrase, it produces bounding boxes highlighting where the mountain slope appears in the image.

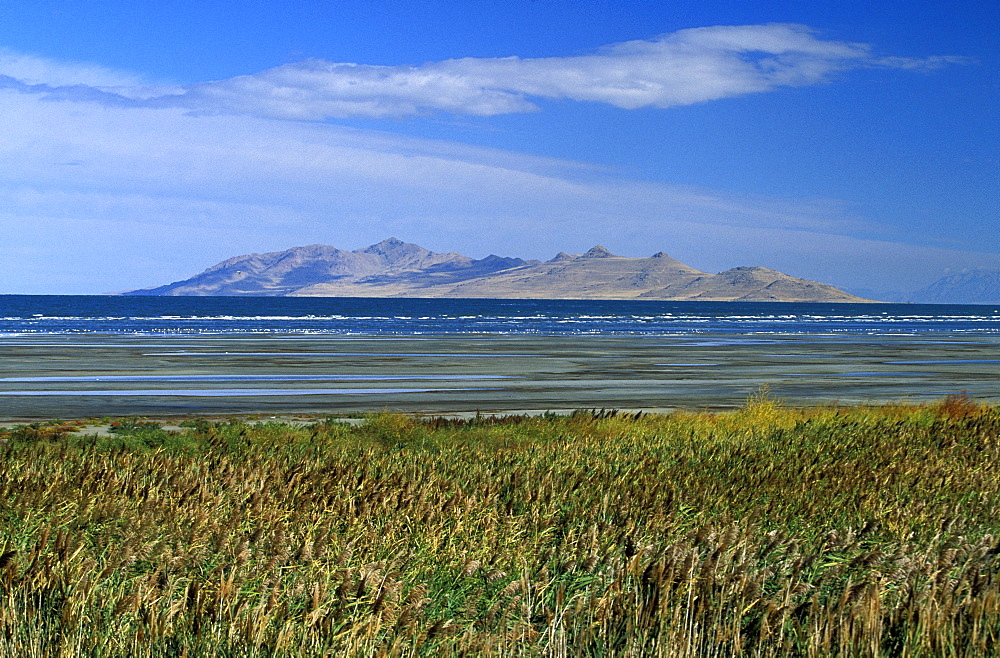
[126,239,871,302]
[909,270,1000,304]
[127,238,480,296]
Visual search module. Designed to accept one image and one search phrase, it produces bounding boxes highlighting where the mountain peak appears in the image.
[582,245,615,258]
[358,237,415,256]
[547,252,577,263]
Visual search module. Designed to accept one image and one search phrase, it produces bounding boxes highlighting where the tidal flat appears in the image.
[1,332,999,420]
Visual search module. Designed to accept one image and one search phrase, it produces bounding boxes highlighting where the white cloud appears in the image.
[0,27,984,295]
[0,24,965,119]
[870,55,973,71]
[0,85,994,295]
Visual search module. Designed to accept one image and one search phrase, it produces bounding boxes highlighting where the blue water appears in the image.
[2,296,999,336]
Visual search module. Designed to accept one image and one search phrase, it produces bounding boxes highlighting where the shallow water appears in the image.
[0,387,493,397]
[1,332,998,419]
[141,352,537,357]
[1,297,998,418]
[0,374,512,383]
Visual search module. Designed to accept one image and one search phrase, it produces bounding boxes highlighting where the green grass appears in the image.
[0,395,998,656]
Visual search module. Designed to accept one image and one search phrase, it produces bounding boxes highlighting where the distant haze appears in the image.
[907,270,1000,305]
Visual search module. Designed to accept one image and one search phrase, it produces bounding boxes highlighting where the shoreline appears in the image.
[3,331,999,421]
[0,396,989,432]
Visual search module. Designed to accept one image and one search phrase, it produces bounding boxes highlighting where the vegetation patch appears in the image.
[0,396,998,655]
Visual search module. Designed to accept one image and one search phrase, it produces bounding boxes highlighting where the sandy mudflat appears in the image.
[1,333,998,420]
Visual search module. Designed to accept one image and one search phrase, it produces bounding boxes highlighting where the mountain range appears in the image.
[125,238,871,302]
[908,270,1000,304]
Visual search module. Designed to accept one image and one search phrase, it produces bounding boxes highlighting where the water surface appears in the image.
[1,296,997,418]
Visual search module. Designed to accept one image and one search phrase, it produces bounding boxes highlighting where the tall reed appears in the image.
[0,398,997,655]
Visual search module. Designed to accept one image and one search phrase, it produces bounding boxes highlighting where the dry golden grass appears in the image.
[0,396,998,656]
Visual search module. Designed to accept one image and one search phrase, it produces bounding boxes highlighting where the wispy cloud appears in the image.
[0,47,143,87]
[0,24,966,119]
[0,25,983,294]
[2,82,996,295]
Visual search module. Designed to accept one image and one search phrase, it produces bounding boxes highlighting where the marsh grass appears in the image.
[1,397,999,656]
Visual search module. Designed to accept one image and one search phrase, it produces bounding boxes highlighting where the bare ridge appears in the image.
[582,245,615,258]
[124,239,872,302]
[547,252,578,263]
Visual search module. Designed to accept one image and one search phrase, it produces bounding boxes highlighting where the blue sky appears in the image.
[0,0,996,297]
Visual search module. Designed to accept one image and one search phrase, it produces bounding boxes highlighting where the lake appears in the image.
[2,295,998,418]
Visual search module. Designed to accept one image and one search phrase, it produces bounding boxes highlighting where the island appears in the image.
[125,238,870,302]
